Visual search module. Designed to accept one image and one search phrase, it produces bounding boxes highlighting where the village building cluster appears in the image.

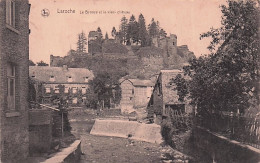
[38,26,195,124]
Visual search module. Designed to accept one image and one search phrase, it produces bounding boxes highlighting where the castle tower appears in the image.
[166,34,177,57]
[152,37,159,47]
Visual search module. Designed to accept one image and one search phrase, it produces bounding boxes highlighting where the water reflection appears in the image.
[186,127,260,163]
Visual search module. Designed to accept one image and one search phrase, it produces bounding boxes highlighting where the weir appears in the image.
[90,119,163,144]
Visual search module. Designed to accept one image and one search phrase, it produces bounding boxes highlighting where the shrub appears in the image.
[161,114,193,148]
[161,117,176,148]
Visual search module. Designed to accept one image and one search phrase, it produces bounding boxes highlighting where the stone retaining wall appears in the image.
[90,119,163,144]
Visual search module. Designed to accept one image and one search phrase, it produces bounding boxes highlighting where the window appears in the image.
[82,97,87,102]
[72,97,77,104]
[84,77,89,82]
[72,87,77,94]
[49,75,55,82]
[67,76,73,82]
[7,63,15,110]
[54,86,59,93]
[45,87,51,93]
[132,89,134,95]
[82,87,86,94]
[64,87,69,93]
[6,0,15,27]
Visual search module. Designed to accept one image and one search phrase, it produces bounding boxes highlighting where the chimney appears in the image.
[62,65,68,71]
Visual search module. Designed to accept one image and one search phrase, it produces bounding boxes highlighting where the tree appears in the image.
[89,71,121,108]
[156,21,160,33]
[126,15,139,45]
[111,27,117,38]
[148,18,159,38]
[119,15,128,44]
[97,27,103,39]
[51,84,72,135]
[159,28,167,38]
[105,32,109,40]
[67,49,77,56]
[84,85,99,109]
[29,60,36,66]
[37,60,49,66]
[77,31,87,53]
[173,0,260,117]
[138,14,149,46]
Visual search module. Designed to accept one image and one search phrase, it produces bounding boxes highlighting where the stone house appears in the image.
[120,78,154,113]
[0,0,31,162]
[147,69,193,124]
[29,65,94,105]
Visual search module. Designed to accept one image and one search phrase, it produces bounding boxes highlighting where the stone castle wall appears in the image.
[50,55,64,67]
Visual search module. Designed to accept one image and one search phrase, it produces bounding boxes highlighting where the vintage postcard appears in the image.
[0,0,259,162]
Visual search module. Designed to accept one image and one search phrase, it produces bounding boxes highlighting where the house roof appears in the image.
[120,78,154,87]
[29,66,94,84]
[160,69,184,104]
[160,69,182,73]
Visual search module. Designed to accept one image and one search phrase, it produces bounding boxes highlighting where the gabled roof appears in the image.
[120,78,154,87]
[160,69,184,104]
[29,66,94,84]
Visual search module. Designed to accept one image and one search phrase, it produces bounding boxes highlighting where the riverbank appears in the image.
[188,127,260,163]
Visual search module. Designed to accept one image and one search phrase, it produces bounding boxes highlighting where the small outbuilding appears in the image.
[120,78,154,113]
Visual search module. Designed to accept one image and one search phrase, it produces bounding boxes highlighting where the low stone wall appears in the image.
[191,127,260,163]
[90,119,163,144]
[42,140,81,163]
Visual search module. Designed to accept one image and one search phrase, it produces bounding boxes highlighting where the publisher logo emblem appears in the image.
[41,8,50,17]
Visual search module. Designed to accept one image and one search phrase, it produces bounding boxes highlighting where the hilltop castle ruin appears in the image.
[50,31,195,79]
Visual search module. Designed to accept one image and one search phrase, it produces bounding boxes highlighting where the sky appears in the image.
[29,0,226,64]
